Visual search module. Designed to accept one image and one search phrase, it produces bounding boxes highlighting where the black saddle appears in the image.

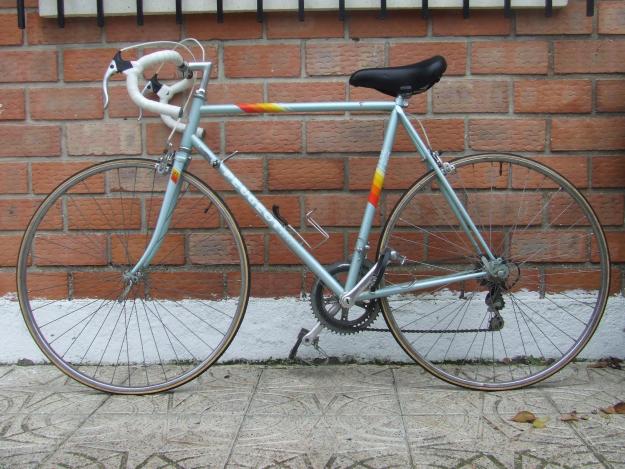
[349,56,447,98]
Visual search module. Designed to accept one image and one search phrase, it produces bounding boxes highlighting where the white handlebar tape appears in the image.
[158,78,205,138]
[125,50,186,119]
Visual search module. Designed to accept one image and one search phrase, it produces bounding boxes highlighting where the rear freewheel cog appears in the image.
[310,261,380,335]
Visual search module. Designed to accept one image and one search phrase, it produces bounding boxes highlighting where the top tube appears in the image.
[200,101,397,115]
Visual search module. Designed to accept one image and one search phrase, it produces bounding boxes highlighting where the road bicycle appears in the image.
[16,40,610,394]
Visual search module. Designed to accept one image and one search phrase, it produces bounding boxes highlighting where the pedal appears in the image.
[370,248,394,291]
[288,328,309,360]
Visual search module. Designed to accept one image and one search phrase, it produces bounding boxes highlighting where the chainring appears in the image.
[310,261,381,335]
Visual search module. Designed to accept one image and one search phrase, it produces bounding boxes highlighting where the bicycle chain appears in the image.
[363,327,493,333]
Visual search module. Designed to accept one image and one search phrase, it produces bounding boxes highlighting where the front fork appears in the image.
[126,150,190,281]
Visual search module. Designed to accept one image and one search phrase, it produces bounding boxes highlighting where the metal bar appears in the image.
[421,0,429,19]
[217,0,224,22]
[57,0,65,27]
[339,0,346,21]
[136,0,144,25]
[96,0,104,27]
[545,0,553,17]
[17,0,25,29]
[587,0,594,16]
[175,0,182,24]
[200,101,396,115]
[257,0,264,22]
[380,0,387,18]
[463,0,469,18]
[359,271,488,300]
[504,0,512,17]
[298,0,305,21]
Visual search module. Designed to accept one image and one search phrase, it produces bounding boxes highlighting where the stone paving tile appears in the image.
[187,365,262,391]
[170,388,253,415]
[227,414,410,468]
[0,389,105,415]
[398,388,483,416]
[257,365,395,391]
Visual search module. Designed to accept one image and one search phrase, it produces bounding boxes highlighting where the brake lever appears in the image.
[138,74,164,121]
[102,51,134,110]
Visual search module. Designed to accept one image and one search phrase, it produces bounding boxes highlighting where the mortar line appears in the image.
[391,366,416,467]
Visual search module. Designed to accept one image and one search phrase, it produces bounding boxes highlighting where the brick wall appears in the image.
[0,0,624,297]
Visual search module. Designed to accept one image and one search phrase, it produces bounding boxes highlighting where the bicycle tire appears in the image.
[17,158,250,394]
[378,153,610,391]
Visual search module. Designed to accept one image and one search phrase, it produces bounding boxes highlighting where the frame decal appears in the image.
[171,168,180,183]
[368,168,385,208]
[237,103,286,113]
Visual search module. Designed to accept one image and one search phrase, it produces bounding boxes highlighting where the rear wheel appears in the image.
[17,158,249,394]
[378,154,610,390]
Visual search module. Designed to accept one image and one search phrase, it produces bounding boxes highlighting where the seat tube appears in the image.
[345,104,400,289]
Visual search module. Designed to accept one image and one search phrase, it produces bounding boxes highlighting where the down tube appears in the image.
[396,109,495,261]
[190,135,345,297]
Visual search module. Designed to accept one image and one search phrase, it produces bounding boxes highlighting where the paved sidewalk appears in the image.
[0,364,623,468]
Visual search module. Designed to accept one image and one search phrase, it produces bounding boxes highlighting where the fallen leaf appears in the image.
[533,417,549,429]
[587,357,623,369]
[600,406,615,414]
[614,402,625,414]
[561,412,579,422]
[511,411,537,423]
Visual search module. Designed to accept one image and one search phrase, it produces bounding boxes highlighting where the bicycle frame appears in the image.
[130,62,495,302]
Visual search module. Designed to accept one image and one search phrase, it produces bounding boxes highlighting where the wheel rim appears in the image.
[17,159,249,394]
[379,154,610,390]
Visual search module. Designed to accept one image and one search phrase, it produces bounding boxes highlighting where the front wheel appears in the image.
[378,154,610,391]
[17,158,250,394]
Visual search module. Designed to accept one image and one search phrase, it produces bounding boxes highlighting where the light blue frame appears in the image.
[131,62,495,301]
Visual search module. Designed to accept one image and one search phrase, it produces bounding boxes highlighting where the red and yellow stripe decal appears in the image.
[171,168,180,184]
[368,168,385,208]
[237,103,286,113]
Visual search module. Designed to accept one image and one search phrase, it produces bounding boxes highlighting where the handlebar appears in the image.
[156,77,205,138]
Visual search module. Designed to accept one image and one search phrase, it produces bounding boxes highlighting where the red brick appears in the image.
[472,41,548,75]
[269,158,344,190]
[186,13,262,40]
[146,197,221,230]
[544,268,620,295]
[71,271,126,299]
[0,235,20,267]
[225,195,300,228]
[207,83,264,105]
[0,273,16,297]
[0,14,22,45]
[15,272,69,300]
[395,119,465,152]
[307,120,384,153]
[601,232,625,262]
[305,194,380,227]
[386,192,459,227]
[597,81,625,113]
[0,0,36,6]
[146,122,220,155]
[552,118,625,151]
[520,156,589,189]
[514,80,592,114]
[67,198,141,230]
[306,43,385,76]
[432,11,511,36]
[516,0,592,35]
[549,193,624,226]
[433,80,509,113]
[467,193,543,226]
[67,122,141,156]
[511,232,588,263]
[189,232,263,265]
[34,234,108,266]
[148,272,226,300]
[348,156,428,190]
[269,82,345,103]
[268,12,343,38]
[187,158,264,192]
[238,271,302,298]
[64,48,134,82]
[225,45,300,78]
[26,12,100,45]
[268,233,344,265]
[598,0,625,34]
[0,125,61,157]
[0,89,25,120]
[111,234,185,266]
[349,86,426,114]
[31,162,104,194]
[226,120,302,153]
[0,50,57,83]
[390,43,467,75]
[555,40,625,74]
[592,157,625,188]
[469,119,546,151]
[105,15,181,42]
[427,232,505,263]
[30,87,103,120]
[0,163,27,193]
[0,199,62,231]
[349,11,427,38]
